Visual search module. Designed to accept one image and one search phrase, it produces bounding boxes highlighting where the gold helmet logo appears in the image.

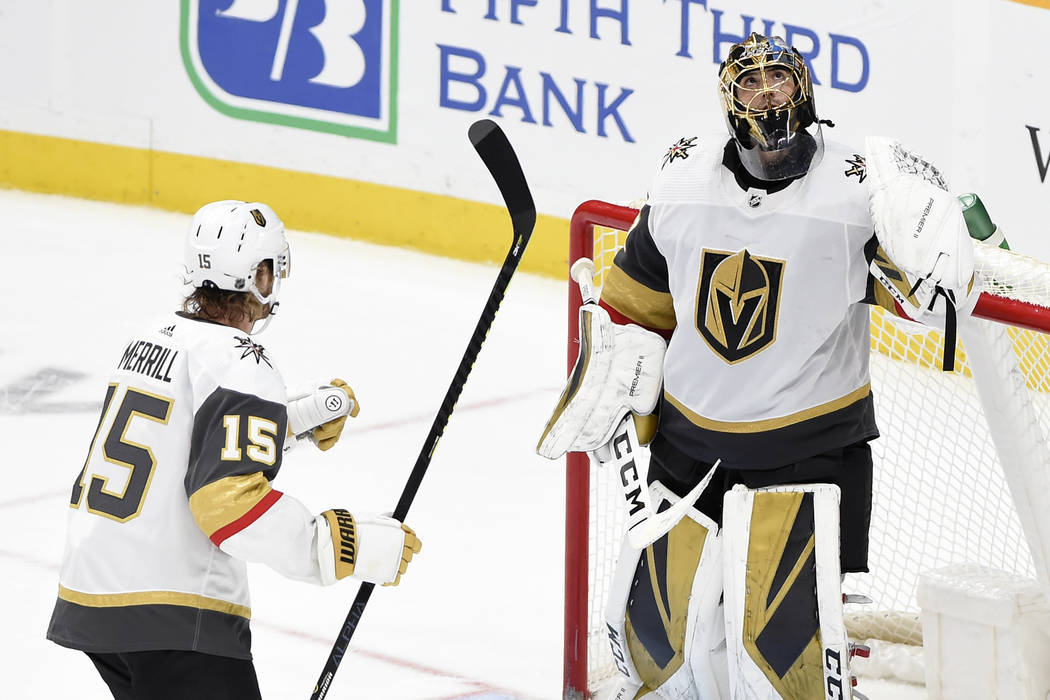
[697,249,784,363]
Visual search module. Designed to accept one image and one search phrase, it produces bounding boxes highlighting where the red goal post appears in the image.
[563,199,1050,698]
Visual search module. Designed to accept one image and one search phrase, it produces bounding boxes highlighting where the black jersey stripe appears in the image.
[612,205,670,293]
[185,387,287,497]
[658,390,878,469]
[600,205,678,330]
[47,596,252,659]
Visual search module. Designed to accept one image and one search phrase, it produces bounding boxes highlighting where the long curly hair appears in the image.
[182,284,262,326]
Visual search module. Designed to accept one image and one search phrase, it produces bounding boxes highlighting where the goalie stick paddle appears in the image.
[309,119,536,700]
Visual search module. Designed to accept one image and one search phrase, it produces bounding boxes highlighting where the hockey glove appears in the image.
[287,378,360,451]
[319,510,422,586]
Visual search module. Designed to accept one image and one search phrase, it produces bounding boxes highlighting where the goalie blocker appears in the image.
[537,301,666,460]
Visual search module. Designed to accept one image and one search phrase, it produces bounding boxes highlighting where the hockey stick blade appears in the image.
[309,119,536,700]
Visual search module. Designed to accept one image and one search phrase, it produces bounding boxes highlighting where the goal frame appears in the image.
[562,199,1050,699]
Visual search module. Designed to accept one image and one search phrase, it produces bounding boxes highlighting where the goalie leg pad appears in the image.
[723,484,852,700]
[537,303,666,459]
[602,480,728,700]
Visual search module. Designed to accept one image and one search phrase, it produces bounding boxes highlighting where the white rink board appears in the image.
[4,1,1050,259]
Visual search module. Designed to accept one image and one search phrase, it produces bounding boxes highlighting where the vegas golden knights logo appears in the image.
[696,248,784,364]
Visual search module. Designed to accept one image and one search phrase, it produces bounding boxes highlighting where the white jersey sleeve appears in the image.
[182,328,333,585]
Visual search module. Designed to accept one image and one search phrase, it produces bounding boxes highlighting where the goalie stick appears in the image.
[309,119,536,700]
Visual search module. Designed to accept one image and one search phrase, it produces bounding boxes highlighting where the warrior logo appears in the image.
[696,249,783,363]
[662,136,698,169]
[844,154,867,182]
[234,335,273,367]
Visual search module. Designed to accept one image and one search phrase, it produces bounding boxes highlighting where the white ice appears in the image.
[2,190,924,699]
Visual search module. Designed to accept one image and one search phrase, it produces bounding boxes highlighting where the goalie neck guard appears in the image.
[718,32,824,182]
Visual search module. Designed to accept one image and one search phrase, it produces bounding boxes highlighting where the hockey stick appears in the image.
[309,119,536,700]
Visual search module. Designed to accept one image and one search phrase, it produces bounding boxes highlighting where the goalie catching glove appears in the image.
[318,510,421,586]
[287,378,360,451]
[537,303,666,459]
[865,137,980,371]
[865,137,979,323]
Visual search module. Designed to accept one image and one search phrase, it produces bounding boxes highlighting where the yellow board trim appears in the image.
[665,383,871,434]
[0,129,569,278]
[58,584,251,619]
[188,472,272,537]
[1006,0,1050,8]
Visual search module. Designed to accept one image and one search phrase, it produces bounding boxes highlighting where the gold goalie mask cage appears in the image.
[718,32,824,181]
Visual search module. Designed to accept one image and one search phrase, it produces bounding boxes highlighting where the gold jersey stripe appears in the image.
[601,265,677,331]
[665,383,871,434]
[58,585,251,619]
[189,472,272,538]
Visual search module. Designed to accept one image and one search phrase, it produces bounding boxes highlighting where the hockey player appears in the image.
[47,200,421,700]
[539,33,978,699]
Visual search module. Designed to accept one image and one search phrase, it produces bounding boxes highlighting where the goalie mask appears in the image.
[184,200,291,334]
[718,32,824,181]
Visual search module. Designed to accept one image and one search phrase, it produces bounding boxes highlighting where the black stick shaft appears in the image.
[310,119,533,700]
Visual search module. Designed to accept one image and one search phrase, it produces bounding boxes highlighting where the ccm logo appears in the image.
[607,623,631,679]
[825,648,844,699]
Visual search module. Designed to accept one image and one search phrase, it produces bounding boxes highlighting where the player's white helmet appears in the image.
[184,200,291,332]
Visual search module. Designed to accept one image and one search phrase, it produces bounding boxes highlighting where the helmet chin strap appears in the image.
[247,264,281,334]
[249,301,278,335]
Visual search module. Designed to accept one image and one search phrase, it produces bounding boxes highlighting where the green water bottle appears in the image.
[959,193,1009,250]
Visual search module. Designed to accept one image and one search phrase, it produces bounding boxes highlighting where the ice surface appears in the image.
[1,190,926,699]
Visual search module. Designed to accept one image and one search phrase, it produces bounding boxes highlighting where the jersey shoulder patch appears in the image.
[180,319,286,408]
[231,335,273,368]
[661,136,700,170]
[649,134,724,205]
[843,153,867,183]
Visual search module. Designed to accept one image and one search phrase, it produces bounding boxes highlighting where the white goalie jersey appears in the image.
[600,134,880,469]
[48,312,332,659]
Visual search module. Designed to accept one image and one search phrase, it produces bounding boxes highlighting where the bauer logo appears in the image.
[179,0,398,142]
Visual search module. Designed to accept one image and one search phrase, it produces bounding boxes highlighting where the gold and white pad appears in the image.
[723,484,852,700]
[600,480,728,700]
[536,303,666,460]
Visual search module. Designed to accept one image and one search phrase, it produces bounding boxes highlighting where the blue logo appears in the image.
[180,0,398,142]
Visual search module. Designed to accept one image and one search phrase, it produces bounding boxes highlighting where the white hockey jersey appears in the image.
[600,135,880,469]
[48,313,332,659]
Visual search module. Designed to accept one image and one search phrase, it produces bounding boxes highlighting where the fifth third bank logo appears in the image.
[180,0,397,142]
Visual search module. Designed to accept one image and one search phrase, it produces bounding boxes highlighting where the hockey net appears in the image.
[563,199,1050,697]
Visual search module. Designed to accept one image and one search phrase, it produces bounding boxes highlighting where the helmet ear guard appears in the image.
[718,32,824,181]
